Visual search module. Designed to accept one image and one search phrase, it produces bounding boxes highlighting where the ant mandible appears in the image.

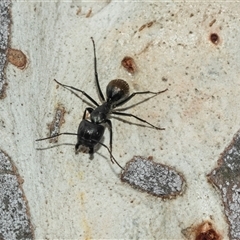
[36,37,168,170]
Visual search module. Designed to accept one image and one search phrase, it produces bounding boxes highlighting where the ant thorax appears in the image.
[90,102,112,124]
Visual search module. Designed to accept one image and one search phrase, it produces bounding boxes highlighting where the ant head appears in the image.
[106,79,129,104]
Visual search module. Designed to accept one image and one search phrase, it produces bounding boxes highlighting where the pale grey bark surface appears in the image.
[1,1,240,239]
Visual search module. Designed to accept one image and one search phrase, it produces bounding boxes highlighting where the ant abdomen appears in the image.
[106,79,130,104]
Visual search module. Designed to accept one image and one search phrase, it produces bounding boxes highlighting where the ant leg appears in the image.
[36,132,78,141]
[90,37,105,102]
[105,119,113,163]
[89,147,94,155]
[97,142,124,170]
[115,88,168,107]
[112,111,165,130]
[83,107,94,120]
[54,79,99,107]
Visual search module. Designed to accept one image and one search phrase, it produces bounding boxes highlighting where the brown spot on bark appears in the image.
[210,33,219,45]
[7,48,27,69]
[121,56,137,74]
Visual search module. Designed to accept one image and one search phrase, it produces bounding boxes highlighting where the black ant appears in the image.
[36,37,167,170]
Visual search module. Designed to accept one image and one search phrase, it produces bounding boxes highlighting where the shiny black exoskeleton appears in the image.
[36,38,167,169]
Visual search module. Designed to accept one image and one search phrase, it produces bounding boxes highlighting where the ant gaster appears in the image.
[36,37,168,170]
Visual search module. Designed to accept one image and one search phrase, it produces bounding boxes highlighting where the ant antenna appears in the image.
[36,132,77,141]
[36,133,124,170]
